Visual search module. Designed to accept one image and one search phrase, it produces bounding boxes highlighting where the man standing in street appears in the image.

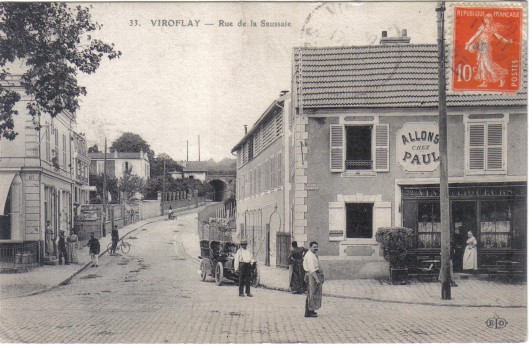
[111,225,119,254]
[303,241,324,318]
[57,230,69,265]
[234,240,255,297]
[87,233,100,267]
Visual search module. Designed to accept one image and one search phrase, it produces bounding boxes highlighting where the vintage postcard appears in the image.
[0,0,528,344]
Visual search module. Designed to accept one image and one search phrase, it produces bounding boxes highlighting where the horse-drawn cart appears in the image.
[198,240,260,287]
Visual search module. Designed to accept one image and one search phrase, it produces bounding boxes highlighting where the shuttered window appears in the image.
[330,125,344,172]
[466,122,505,174]
[330,123,389,173]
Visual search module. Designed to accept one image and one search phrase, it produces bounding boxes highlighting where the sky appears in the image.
[75,1,439,161]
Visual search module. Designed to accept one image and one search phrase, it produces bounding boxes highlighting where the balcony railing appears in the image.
[345,160,373,170]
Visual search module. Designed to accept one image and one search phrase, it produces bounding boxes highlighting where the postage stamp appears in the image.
[452,6,523,93]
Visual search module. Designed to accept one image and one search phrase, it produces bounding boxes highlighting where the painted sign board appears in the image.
[396,123,440,172]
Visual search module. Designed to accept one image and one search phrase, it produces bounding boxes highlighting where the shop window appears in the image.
[346,203,373,239]
[0,188,11,239]
[417,202,441,248]
[330,123,389,172]
[480,201,511,248]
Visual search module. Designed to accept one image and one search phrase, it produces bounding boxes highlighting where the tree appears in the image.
[0,3,121,140]
[89,173,118,204]
[118,173,145,202]
[88,144,100,153]
[110,132,154,160]
[150,153,183,177]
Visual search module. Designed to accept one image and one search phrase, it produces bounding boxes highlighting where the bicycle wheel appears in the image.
[120,241,131,254]
[107,243,113,255]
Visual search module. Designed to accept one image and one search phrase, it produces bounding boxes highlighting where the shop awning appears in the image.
[0,172,16,214]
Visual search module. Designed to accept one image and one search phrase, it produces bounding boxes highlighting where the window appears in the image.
[271,155,276,189]
[346,203,373,239]
[466,121,506,174]
[277,152,283,187]
[417,202,441,248]
[330,123,389,172]
[45,126,51,161]
[479,201,511,248]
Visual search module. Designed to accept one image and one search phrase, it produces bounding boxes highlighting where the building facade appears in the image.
[232,92,291,266]
[89,151,150,180]
[0,78,91,262]
[288,32,527,279]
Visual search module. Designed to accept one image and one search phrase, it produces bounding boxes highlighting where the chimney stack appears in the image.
[380,28,411,45]
[279,90,289,97]
[244,125,248,135]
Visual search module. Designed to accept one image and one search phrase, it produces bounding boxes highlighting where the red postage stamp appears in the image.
[452,6,523,93]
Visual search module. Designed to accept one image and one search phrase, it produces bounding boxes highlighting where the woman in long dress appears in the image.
[462,231,478,271]
[67,231,79,263]
[465,13,513,88]
[289,241,307,294]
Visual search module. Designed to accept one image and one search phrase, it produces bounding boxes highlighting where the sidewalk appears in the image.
[2,208,527,308]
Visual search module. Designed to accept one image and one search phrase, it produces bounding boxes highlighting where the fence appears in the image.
[276,232,291,268]
[0,241,41,271]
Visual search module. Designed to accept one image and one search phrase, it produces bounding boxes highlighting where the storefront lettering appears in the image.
[403,187,520,198]
[401,131,440,145]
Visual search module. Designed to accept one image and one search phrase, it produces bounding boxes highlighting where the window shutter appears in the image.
[486,123,503,170]
[468,124,485,170]
[329,202,345,241]
[330,125,344,172]
[374,124,389,172]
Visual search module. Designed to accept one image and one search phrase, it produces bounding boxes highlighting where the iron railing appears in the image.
[0,242,40,271]
[345,160,372,170]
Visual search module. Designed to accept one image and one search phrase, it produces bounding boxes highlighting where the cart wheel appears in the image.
[215,262,224,286]
[251,263,260,288]
[200,259,208,281]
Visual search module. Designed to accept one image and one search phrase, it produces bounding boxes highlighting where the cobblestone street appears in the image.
[0,213,527,343]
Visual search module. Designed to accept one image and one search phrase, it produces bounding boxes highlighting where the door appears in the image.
[451,201,477,271]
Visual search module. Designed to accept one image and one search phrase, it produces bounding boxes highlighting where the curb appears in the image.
[5,205,206,299]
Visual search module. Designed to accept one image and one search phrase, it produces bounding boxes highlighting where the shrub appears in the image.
[376,227,415,269]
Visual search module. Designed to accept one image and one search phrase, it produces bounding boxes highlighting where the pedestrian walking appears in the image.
[234,240,255,297]
[57,230,69,265]
[87,233,100,267]
[289,241,307,294]
[303,241,324,318]
[463,231,478,272]
[168,206,173,220]
[66,230,79,263]
[111,225,119,254]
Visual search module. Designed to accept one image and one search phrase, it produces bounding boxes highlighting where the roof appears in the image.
[293,44,527,109]
[88,152,147,160]
[231,93,289,153]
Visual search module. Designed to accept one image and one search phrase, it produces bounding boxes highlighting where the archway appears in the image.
[209,179,228,202]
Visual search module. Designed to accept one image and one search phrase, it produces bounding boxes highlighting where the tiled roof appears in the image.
[88,152,146,160]
[294,44,527,108]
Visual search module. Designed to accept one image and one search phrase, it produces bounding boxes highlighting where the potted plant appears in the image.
[376,227,415,284]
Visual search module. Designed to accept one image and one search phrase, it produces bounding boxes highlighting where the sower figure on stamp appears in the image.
[87,233,100,267]
[303,241,324,318]
[57,230,69,265]
[234,240,255,297]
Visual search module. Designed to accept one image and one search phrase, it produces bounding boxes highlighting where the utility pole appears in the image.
[437,1,451,300]
[161,158,166,215]
[102,138,107,238]
[186,140,189,162]
[198,135,201,161]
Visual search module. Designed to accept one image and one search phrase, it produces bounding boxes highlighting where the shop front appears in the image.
[402,183,526,272]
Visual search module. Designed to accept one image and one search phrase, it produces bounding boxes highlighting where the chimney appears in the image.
[244,125,248,135]
[279,90,289,97]
[380,28,411,45]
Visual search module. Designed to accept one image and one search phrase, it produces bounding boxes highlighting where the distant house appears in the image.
[179,161,209,182]
[89,150,150,180]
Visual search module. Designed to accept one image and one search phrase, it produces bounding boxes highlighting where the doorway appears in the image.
[451,201,477,271]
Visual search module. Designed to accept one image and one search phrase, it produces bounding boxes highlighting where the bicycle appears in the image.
[107,239,131,255]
